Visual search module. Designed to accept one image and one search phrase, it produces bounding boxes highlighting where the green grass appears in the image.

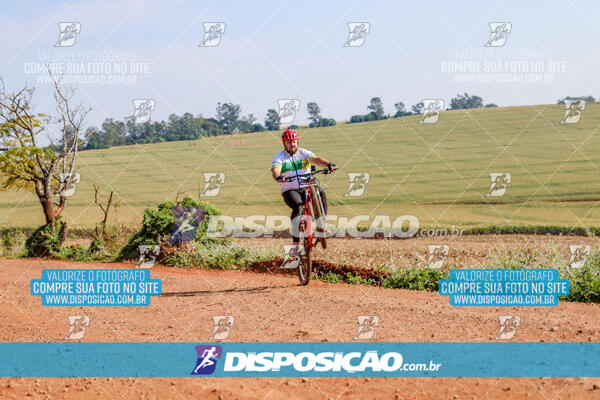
[2,103,600,228]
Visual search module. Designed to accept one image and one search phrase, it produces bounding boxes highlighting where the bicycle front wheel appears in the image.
[297,246,312,285]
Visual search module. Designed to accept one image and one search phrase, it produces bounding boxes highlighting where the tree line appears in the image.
[83,93,502,150]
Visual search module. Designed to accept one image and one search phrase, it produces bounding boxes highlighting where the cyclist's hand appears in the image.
[275,175,285,182]
[328,162,338,172]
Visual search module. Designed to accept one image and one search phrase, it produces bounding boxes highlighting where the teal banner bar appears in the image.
[1,342,600,377]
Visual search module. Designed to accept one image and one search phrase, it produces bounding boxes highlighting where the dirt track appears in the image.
[2,257,600,399]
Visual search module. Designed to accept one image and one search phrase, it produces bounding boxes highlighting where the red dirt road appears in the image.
[2,258,600,399]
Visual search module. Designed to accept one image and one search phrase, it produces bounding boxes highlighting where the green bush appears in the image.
[0,227,30,257]
[345,272,376,285]
[316,271,344,283]
[559,252,600,303]
[116,195,223,260]
[25,223,61,257]
[161,242,271,270]
[382,268,449,291]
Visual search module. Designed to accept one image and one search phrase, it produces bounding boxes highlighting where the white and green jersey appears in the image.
[271,148,315,192]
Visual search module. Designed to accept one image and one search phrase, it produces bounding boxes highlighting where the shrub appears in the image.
[161,242,272,270]
[382,268,449,291]
[316,271,344,283]
[117,195,223,260]
[25,223,61,257]
[345,271,376,285]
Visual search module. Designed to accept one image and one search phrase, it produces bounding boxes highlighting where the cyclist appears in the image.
[271,129,338,253]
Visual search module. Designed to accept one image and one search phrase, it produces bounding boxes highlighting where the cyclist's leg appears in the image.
[283,189,304,244]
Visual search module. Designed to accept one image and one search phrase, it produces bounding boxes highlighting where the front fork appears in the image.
[302,191,314,250]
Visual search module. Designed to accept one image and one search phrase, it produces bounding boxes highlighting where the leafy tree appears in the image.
[287,124,299,130]
[411,102,424,114]
[265,108,280,131]
[0,73,91,229]
[484,103,498,108]
[216,102,241,134]
[449,93,484,110]
[394,101,412,117]
[367,97,385,120]
[307,102,321,127]
[350,115,364,123]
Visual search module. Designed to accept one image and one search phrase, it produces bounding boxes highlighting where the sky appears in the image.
[1,0,599,139]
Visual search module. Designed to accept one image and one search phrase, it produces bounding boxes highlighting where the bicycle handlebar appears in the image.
[283,168,333,182]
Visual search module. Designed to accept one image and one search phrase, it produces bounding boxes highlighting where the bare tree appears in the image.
[93,184,114,241]
[0,67,92,237]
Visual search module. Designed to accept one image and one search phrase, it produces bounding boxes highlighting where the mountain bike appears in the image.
[282,167,331,285]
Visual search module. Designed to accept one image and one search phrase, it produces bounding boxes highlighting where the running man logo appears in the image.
[137,245,160,268]
[170,206,205,242]
[427,245,449,269]
[209,316,235,340]
[486,172,511,197]
[281,244,304,269]
[345,173,370,197]
[55,22,81,47]
[560,100,586,124]
[343,22,370,47]
[199,22,226,47]
[496,316,520,340]
[133,99,155,123]
[65,316,90,340]
[419,99,444,124]
[354,315,379,340]
[58,173,80,197]
[277,99,300,124]
[191,345,223,375]
[200,173,226,197]
[485,22,512,47]
[569,245,591,269]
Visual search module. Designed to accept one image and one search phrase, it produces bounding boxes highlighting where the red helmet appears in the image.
[282,129,299,141]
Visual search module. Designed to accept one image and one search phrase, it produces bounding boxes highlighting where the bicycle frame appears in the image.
[302,189,315,250]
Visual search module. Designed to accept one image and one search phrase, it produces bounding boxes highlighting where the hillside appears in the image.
[1,103,599,228]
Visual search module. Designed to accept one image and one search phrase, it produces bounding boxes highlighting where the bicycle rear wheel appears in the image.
[310,186,327,249]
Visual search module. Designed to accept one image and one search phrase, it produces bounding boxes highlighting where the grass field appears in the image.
[1,103,600,229]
